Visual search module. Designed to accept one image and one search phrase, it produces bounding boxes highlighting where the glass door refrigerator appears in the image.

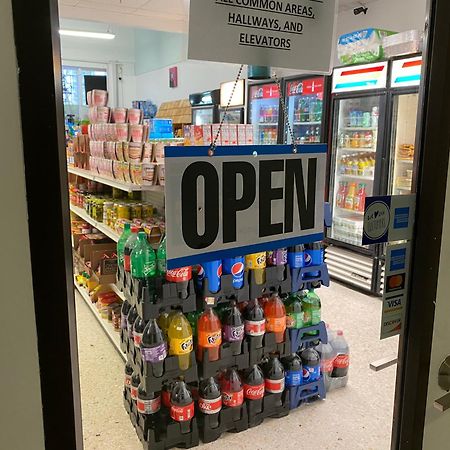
[247,81,281,145]
[282,75,331,144]
[325,61,389,294]
[190,89,221,125]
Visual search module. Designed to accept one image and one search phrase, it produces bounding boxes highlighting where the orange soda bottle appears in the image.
[264,294,287,344]
[197,307,222,362]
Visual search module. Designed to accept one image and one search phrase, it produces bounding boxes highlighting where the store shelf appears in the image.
[74,280,126,363]
[335,206,365,217]
[257,123,278,126]
[338,174,374,181]
[67,167,164,193]
[110,282,126,301]
[341,126,377,131]
[149,138,184,143]
[293,121,322,126]
[70,204,120,242]
[337,147,376,153]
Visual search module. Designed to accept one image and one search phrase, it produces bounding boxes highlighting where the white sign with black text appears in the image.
[164,145,327,269]
[188,0,337,72]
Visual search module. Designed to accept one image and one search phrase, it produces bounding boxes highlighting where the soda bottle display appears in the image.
[263,354,285,397]
[266,248,287,281]
[197,307,222,362]
[156,235,167,276]
[222,301,245,356]
[282,354,303,387]
[166,266,192,299]
[130,371,140,404]
[220,368,244,421]
[137,385,161,420]
[124,225,140,273]
[121,299,131,331]
[168,312,193,370]
[133,315,146,347]
[170,380,195,434]
[244,298,265,349]
[264,294,286,344]
[202,260,222,293]
[117,222,131,270]
[285,292,304,329]
[331,330,350,378]
[243,364,265,414]
[141,319,167,378]
[245,253,266,285]
[124,362,133,391]
[198,377,222,429]
[127,305,138,341]
[287,245,305,270]
[300,348,321,383]
[222,256,245,289]
[302,289,321,333]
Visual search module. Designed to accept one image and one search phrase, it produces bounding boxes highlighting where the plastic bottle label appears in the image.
[143,261,156,277]
[131,386,138,401]
[286,312,304,329]
[222,389,244,407]
[265,377,285,394]
[302,366,321,383]
[124,255,131,272]
[245,253,266,269]
[134,332,143,347]
[244,383,265,400]
[170,336,193,355]
[321,358,334,373]
[124,374,132,388]
[223,324,244,342]
[170,402,195,422]
[166,267,192,283]
[266,316,286,333]
[198,396,222,415]
[245,319,265,337]
[288,252,304,269]
[311,310,321,325]
[285,370,302,387]
[141,343,167,363]
[198,330,222,348]
[137,396,161,414]
[334,354,350,369]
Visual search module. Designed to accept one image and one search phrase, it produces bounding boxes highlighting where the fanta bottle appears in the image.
[168,312,193,370]
[264,294,287,344]
[246,253,266,285]
[197,307,222,362]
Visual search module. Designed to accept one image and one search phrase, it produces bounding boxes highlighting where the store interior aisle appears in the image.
[76,281,398,450]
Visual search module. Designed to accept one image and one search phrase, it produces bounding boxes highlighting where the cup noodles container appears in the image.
[112,108,127,124]
[116,123,129,142]
[246,125,254,145]
[130,163,143,185]
[183,125,192,146]
[112,160,122,181]
[157,164,165,186]
[153,142,165,163]
[202,125,212,146]
[115,142,125,162]
[229,125,238,145]
[88,107,97,123]
[128,108,143,125]
[142,164,156,185]
[221,124,230,146]
[129,142,143,162]
[122,162,132,183]
[212,124,222,146]
[238,124,247,145]
[91,90,108,107]
[193,126,204,146]
[123,142,130,163]
[96,107,110,124]
[142,143,153,164]
[130,124,144,143]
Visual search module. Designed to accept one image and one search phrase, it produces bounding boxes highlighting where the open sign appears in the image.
[165,145,327,269]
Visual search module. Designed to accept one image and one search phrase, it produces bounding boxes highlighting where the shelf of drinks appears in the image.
[337,147,376,153]
[293,121,322,126]
[257,123,278,126]
[335,206,365,217]
[74,279,126,363]
[341,127,377,131]
[67,166,165,193]
[330,231,363,247]
[337,174,374,181]
[70,204,120,242]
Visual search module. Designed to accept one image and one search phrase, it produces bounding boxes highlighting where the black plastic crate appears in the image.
[247,389,290,428]
[248,332,290,366]
[249,264,292,300]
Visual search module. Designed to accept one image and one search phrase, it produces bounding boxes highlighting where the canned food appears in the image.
[131,203,142,220]
[117,203,131,220]
[142,203,154,220]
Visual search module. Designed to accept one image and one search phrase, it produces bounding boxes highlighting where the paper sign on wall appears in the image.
[188,0,337,72]
[164,144,327,269]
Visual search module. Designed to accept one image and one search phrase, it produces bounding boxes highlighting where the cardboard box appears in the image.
[246,124,254,145]
[212,124,222,146]
[193,125,204,145]
[237,124,247,145]
[229,125,238,145]
[221,124,230,146]
[202,125,212,146]
[183,125,192,146]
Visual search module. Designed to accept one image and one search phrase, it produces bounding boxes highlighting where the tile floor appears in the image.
[75,280,399,450]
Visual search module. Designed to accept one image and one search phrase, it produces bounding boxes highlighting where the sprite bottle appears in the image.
[131,232,157,281]
[156,235,167,276]
[285,292,305,329]
[117,223,131,270]
[302,288,321,335]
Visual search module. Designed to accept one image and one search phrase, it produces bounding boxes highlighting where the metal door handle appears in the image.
[434,392,450,412]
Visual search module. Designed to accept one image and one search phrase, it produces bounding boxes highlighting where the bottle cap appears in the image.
[337,330,344,336]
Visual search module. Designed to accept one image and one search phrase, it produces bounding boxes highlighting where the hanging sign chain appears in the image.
[209,64,245,156]
[272,72,297,154]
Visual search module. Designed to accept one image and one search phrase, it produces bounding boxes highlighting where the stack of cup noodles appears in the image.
[84,89,175,186]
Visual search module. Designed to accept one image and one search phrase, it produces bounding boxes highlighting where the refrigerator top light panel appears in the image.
[332,61,389,94]
[250,83,280,100]
[390,56,423,88]
[287,77,325,99]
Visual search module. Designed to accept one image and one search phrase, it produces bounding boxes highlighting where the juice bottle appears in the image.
[197,307,222,362]
[344,183,356,210]
[264,294,286,344]
[352,158,359,175]
[168,312,193,370]
[354,184,367,212]
[358,159,365,176]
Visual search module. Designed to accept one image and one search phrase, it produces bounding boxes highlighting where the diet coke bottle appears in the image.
[243,364,265,414]
[166,266,192,299]
[198,377,222,429]
[170,380,195,434]
[244,299,266,349]
[263,354,285,406]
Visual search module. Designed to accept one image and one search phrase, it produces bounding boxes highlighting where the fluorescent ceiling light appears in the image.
[59,29,115,40]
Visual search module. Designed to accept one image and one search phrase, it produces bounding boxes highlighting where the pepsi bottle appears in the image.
[243,364,265,414]
[282,354,303,387]
[244,299,265,349]
[222,301,245,355]
[300,348,321,383]
[202,260,222,294]
[287,245,305,269]
[198,377,222,429]
[305,242,324,278]
[222,256,245,289]
[171,380,195,434]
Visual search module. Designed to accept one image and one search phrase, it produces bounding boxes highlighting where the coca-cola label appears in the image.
[223,324,245,342]
[124,374,132,388]
[245,319,265,337]
[130,386,138,401]
[134,332,143,347]
[141,343,167,363]
[285,370,302,387]
[137,395,161,414]
[166,267,192,283]
[265,377,285,394]
[244,383,265,400]
[334,354,350,369]
[321,358,335,373]
[198,396,222,415]
[170,402,195,422]
[222,389,244,407]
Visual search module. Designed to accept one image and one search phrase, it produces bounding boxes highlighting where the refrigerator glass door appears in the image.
[284,76,325,144]
[388,93,419,195]
[330,95,383,248]
[248,83,280,145]
[220,108,243,124]
[193,107,214,125]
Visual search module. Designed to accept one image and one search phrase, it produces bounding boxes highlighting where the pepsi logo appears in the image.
[217,264,223,277]
[197,265,205,277]
[304,253,312,266]
[302,368,310,381]
[231,262,244,277]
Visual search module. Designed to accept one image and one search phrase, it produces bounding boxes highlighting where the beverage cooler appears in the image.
[247,81,281,145]
[282,75,331,145]
[190,89,221,125]
[219,107,245,124]
[219,79,245,124]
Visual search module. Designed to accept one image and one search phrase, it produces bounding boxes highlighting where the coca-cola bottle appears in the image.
[222,301,245,356]
[170,380,195,434]
[124,362,133,392]
[137,384,161,430]
[282,354,303,387]
[244,299,265,349]
[121,299,131,331]
[162,380,175,409]
[243,364,265,414]
[198,377,222,429]
[166,266,192,299]
[141,319,167,378]
[263,354,285,406]
[133,315,146,348]
[127,305,139,342]
[220,368,244,422]
[130,371,140,405]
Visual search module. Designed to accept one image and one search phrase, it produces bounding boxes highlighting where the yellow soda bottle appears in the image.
[168,311,193,370]
[245,253,266,285]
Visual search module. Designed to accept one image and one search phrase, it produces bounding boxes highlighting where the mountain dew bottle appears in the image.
[302,288,321,335]
[131,232,157,281]
[285,292,305,329]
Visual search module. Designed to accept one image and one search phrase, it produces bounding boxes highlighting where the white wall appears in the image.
[0,1,45,449]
